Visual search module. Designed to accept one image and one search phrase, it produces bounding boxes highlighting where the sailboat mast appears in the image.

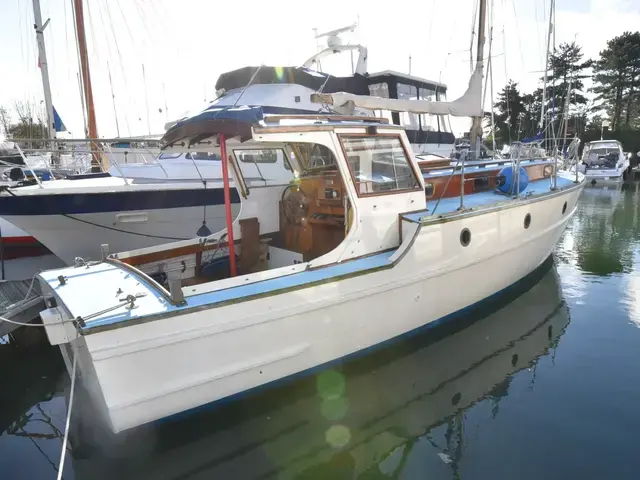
[539,0,555,135]
[73,0,101,171]
[32,0,55,142]
[469,0,487,159]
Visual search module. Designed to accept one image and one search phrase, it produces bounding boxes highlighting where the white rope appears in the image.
[56,336,78,480]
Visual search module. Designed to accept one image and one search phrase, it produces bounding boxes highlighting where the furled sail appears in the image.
[311,62,484,118]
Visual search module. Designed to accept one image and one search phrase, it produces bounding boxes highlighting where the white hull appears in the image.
[70,265,567,474]
[67,182,581,432]
[2,203,238,264]
[0,217,31,239]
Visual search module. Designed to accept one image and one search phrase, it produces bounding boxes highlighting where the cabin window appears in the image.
[232,148,293,185]
[369,82,389,98]
[158,152,182,159]
[419,87,435,101]
[437,91,446,101]
[418,87,439,132]
[397,84,419,130]
[236,149,278,164]
[340,135,421,196]
[369,83,393,123]
[186,152,221,161]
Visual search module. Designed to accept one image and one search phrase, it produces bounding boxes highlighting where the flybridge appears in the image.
[310,63,484,119]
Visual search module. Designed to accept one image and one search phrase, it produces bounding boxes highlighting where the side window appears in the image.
[419,87,438,132]
[158,152,182,160]
[369,82,389,98]
[232,148,294,184]
[236,150,278,164]
[397,84,419,130]
[341,136,421,196]
[186,152,221,161]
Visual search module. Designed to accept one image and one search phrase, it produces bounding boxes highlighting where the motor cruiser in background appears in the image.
[168,23,457,158]
[576,140,631,185]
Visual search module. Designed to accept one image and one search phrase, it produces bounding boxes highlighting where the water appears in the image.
[4,182,640,479]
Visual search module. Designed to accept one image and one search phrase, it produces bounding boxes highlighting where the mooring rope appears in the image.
[0,272,141,480]
[56,336,77,480]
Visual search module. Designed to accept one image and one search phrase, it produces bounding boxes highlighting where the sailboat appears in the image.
[0,1,293,265]
[36,0,584,434]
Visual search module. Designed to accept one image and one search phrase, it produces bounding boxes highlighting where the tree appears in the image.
[1,101,48,148]
[491,80,526,146]
[540,42,593,136]
[0,106,10,135]
[592,31,640,130]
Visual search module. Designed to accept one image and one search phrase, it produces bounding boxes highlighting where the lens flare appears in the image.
[325,424,351,448]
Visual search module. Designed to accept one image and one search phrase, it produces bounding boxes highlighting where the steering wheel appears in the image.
[310,156,327,168]
[281,184,309,225]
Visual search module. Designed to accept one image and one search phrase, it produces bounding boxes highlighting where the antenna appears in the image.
[314,23,357,40]
[142,64,151,135]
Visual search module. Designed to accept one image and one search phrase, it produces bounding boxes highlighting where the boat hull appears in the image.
[0,185,241,264]
[64,181,582,433]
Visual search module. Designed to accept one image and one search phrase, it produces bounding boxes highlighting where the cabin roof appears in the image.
[161,105,398,148]
[367,70,447,91]
[215,66,370,96]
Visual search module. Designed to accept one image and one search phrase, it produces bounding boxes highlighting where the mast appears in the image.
[32,0,55,143]
[73,0,101,171]
[539,0,555,135]
[469,0,487,159]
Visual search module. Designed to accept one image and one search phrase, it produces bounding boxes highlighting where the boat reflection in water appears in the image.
[71,259,570,479]
[559,181,640,277]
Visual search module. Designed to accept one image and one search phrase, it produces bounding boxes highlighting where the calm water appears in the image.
[4,182,640,479]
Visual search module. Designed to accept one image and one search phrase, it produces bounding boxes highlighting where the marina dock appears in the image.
[0,279,44,342]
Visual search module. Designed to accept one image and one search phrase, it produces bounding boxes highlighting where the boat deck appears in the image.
[39,250,398,331]
[403,175,576,223]
[39,174,580,332]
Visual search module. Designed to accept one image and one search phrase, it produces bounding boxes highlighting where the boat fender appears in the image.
[495,165,529,194]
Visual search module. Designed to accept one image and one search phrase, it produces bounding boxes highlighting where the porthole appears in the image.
[451,392,462,406]
[460,228,471,247]
[424,182,435,198]
[524,213,531,229]
[511,354,519,367]
[548,325,553,340]
[562,201,567,214]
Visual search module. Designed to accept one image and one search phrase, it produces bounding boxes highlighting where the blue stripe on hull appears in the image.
[0,187,241,215]
[156,256,556,428]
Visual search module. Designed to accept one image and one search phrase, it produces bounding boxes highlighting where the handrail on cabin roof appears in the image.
[261,114,389,124]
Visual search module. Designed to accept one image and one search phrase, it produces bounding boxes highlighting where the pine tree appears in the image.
[492,80,526,145]
[592,31,640,130]
[540,42,593,134]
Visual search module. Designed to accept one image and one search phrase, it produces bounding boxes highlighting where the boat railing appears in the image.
[4,136,169,183]
[13,144,47,188]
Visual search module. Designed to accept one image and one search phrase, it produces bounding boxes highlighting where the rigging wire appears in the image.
[18,0,25,75]
[533,0,543,67]
[111,0,135,135]
[469,0,480,73]
[509,0,525,69]
[95,0,122,136]
[63,0,72,85]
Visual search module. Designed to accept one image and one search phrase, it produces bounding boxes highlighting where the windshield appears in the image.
[340,135,420,196]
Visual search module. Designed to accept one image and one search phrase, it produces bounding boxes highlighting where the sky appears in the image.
[0,0,639,138]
